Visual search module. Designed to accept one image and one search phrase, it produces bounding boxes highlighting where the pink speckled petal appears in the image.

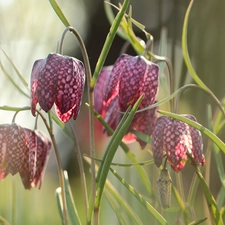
[152,116,169,167]
[54,57,85,122]
[19,129,51,189]
[118,56,146,111]
[34,54,59,112]
[184,115,204,165]
[139,57,159,107]
[104,54,132,102]
[94,66,112,114]
[163,118,189,167]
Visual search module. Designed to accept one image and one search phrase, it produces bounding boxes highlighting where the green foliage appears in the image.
[0,0,225,225]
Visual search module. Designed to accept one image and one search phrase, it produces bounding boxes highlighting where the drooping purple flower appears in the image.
[152,115,205,172]
[94,54,159,148]
[19,129,51,189]
[0,123,51,189]
[31,53,85,122]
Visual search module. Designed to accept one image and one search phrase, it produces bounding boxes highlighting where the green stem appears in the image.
[69,121,88,221]
[59,26,95,224]
[90,0,130,89]
[38,110,68,225]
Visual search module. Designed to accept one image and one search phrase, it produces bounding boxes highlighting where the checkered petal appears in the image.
[184,115,205,165]
[19,129,51,189]
[94,66,112,115]
[152,116,169,167]
[104,54,132,103]
[0,123,27,176]
[30,53,85,122]
[118,56,159,111]
[130,106,158,148]
[163,118,189,169]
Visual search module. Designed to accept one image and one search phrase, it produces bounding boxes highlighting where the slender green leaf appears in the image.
[172,186,191,223]
[187,173,200,207]
[105,182,143,225]
[195,169,223,225]
[85,156,144,225]
[109,167,169,225]
[87,103,153,196]
[95,95,143,208]
[216,186,225,209]
[158,110,225,154]
[0,61,30,98]
[130,130,152,144]
[55,187,64,224]
[0,216,10,225]
[182,0,208,90]
[91,0,130,88]
[188,217,207,225]
[48,0,70,27]
[63,171,81,225]
[207,106,225,205]
[0,46,29,91]
[84,155,154,167]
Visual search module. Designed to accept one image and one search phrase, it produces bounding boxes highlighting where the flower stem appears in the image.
[59,26,95,223]
[38,110,68,225]
[69,121,88,221]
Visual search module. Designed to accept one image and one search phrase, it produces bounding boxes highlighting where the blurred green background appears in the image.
[0,0,225,224]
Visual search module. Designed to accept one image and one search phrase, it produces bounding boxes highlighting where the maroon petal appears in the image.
[94,66,112,115]
[163,118,189,167]
[118,56,146,111]
[104,54,132,102]
[184,115,204,165]
[19,129,51,189]
[31,60,42,116]
[152,116,169,167]
[104,95,122,133]
[139,57,159,107]
[0,124,27,175]
[131,106,158,149]
[32,53,59,112]
[55,57,85,122]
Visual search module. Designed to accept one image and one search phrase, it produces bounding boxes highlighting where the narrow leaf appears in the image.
[87,103,153,195]
[188,217,207,225]
[95,95,144,208]
[63,171,82,225]
[195,169,223,225]
[48,0,70,27]
[110,167,169,225]
[0,46,29,90]
[0,61,30,98]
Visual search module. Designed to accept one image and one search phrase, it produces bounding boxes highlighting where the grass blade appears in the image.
[88,103,153,196]
[48,0,70,27]
[0,61,30,98]
[195,169,223,225]
[0,47,29,91]
[63,171,82,225]
[95,95,144,208]
[109,167,169,225]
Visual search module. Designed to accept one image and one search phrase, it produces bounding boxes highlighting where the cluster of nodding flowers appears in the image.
[0,43,205,192]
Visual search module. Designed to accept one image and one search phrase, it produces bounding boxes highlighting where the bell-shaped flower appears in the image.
[152,115,205,172]
[31,53,85,122]
[94,54,159,148]
[19,129,51,189]
[0,123,51,189]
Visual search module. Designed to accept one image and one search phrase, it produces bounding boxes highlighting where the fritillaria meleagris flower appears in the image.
[152,115,205,172]
[0,123,51,189]
[31,53,85,122]
[94,54,159,148]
